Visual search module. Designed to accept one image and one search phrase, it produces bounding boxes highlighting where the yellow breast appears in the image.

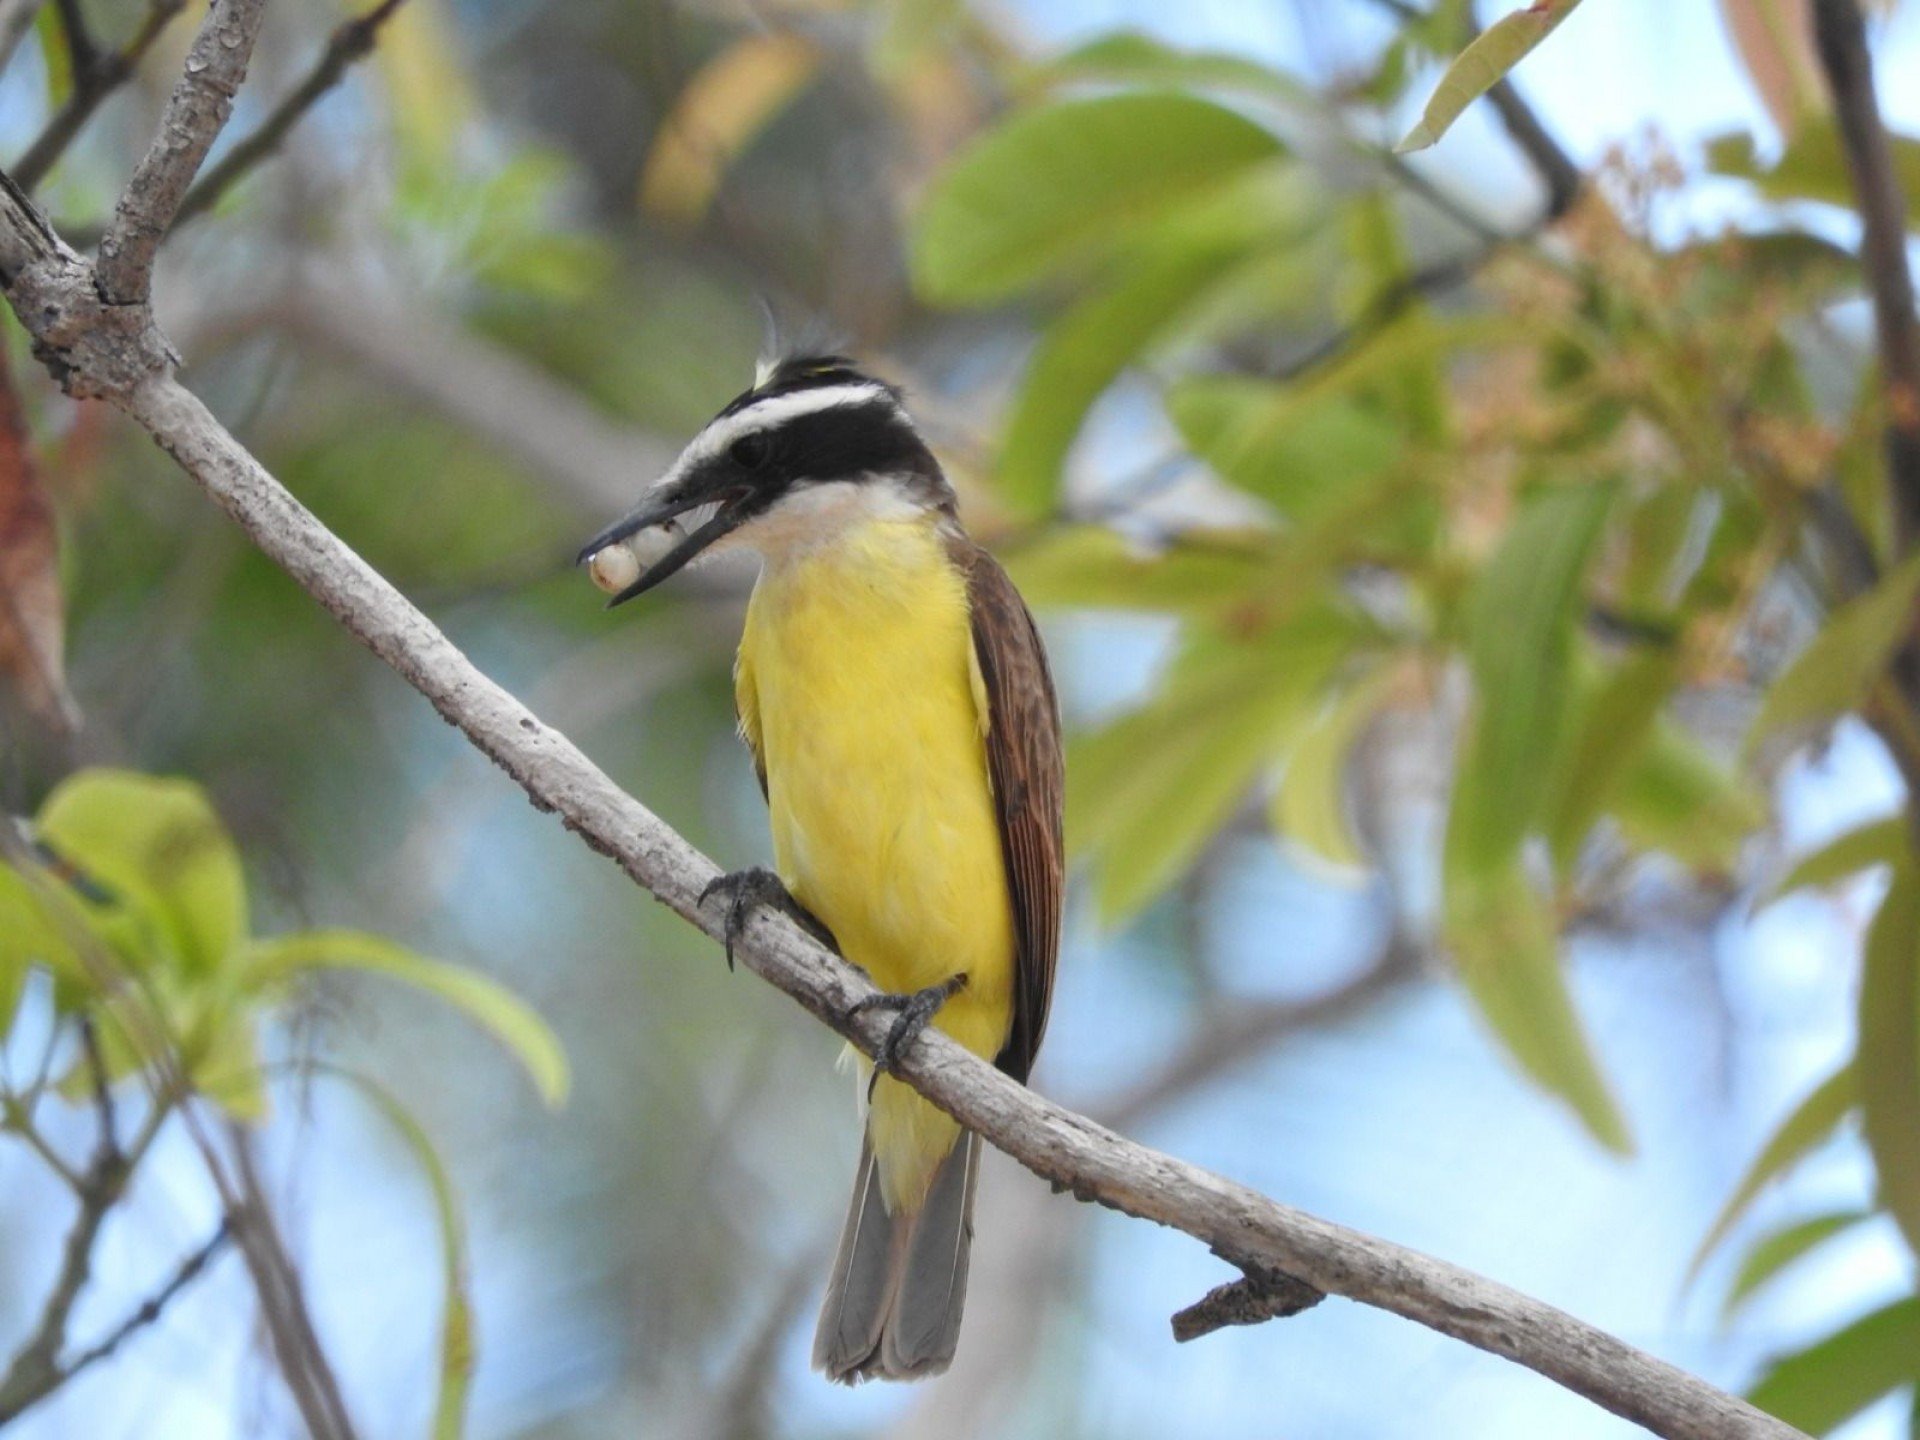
[736,516,1014,1212]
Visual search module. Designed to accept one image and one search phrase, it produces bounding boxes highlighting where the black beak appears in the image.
[577,485,751,608]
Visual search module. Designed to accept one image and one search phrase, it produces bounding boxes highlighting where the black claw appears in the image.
[848,974,968,1098]
[698,867,835,970]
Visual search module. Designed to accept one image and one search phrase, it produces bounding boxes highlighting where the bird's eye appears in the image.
[730,433,771,469]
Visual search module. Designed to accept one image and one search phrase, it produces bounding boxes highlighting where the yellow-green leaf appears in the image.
[1611,718,1764,875]
[1004,526,1275,618]
[1072,612,1361,924]
[1749,1297,1920,1435]
[1723,1210,1873,1320]
[1860,859,1920,1257]
[1764,816,1905,907]
[1271,667,1392,871]
[1691,1063,1858,1276]
[1746,550,1920,756]
[913,92,1284,304]
[1396,1,1589,155]
[1442,860,1630,1152]
[1453,483,1616,877]
[324,1067,473,1440]
[36,769,247,977]
[244,931,569,1107]
[1544,649,1678,876]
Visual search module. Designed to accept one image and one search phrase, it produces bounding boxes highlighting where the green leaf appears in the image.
[1169,377,1400,520]
[1000,249,1249,518]
[912,92,1284,304]
[1271,667,1393,870]
[244,930,569,1107]
[1071,610,1363,924]
[36,769,247,977]
[1544,649,1678,876]
[1452,483,1616,876]
[1442,859,1630,1152]
[194,1012,269,1121]
[1750,1297,1920,1436]
[1610,718,1764,875]
[1031,31,1314,109]
[1746,550,1920,756]
[1724,1211,1874,1320]
[1764,817,1905,907]
[0,865,83,1025]
[1860,860,1920,1258]
[1396,1,1589,154]
[324,1068,473,1440]
[1691,1063,1858,1275]
[1707,120,1920,226]
[1003,526,1276,617]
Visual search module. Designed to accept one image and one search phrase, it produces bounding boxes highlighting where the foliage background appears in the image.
[0,0,1917,1436]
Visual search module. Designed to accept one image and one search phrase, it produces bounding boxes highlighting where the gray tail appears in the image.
[810,1131,981,1383]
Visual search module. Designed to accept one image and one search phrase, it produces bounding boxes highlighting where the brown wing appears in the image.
[958,537,1064,1083]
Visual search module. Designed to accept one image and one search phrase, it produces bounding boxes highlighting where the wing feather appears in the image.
[957,538,1064,1083]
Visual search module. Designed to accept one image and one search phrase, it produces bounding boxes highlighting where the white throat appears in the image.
[735,477,929,565]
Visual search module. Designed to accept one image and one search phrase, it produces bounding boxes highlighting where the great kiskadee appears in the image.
[579,355,1064,1382]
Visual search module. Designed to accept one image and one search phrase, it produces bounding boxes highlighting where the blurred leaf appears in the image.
[1001,249,1249,518]
[1341,192,1446,441]
[1271,666,1392,871]
[1860,859,1920,1257]
[1171,377,1400,520]
[33,6,71,108]
[37,769,246,978]
[1451,483,1616,876]
[1724,1210,1873,1319]
[1692,1063,1857,1274]
[1749,1297,1920,1435]
[1544,649,1678,876]
[1396,1,1588,154]
[1764,816,1904,906]
[638,33,822,227]
[243,930,568,1107]
[193,1012,268,1120]
[1610,718,1764,874]
[1071,610,1363,923]
[913,92,1284,304]
[1745,550,1920,756]
[1443,860,1631,1152]
[1031,31,1313,107]
[1004,526,1275,617]
[0,350,76,731]
[326,1067,474,1440]
[1707,120,1920,223]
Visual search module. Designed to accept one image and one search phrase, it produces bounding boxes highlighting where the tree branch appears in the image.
[1171,1263,1324,1343]
[94,0,268,305]
[1809,0,1920,548]
[0,62,1806,1440]
[12,0,187,193]
[172,0,413,231]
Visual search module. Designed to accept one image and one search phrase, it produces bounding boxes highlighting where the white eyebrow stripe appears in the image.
[686,382,894,466]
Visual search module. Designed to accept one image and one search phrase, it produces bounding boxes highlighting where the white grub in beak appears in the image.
[585,514,701,595]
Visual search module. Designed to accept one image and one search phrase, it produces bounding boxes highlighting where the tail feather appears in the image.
[812,1133,980,1383]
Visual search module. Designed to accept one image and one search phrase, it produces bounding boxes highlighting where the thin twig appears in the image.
[1809,0,1920,547]
[0,0,46,75]
[41,1222,232,1393]
[13,0,188,193]
[94,0,268,305]
[173,0,414,230]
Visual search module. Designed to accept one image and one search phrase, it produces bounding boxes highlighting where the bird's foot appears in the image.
[698,867,835,971]
[847,974,969,1098]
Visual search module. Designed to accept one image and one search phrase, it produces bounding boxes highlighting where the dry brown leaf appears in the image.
[1717,0,1825,136]
[0,349,78,733]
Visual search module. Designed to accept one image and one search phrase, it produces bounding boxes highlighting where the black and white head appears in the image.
[579,356,954,605]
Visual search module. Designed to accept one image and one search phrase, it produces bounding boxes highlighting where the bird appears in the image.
[578,353,1064,1383]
